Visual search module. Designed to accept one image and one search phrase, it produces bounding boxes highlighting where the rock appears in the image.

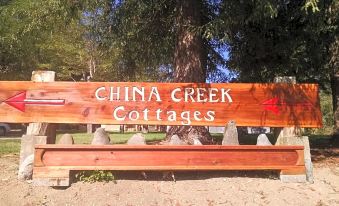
[18,154,34,180]
[280,174,307,183]
[162,171,176,182]
[276,136,313,183]
[169,135,186,145]
[141,172,147,179]
[164,135,186,182]
[126,133,147,178]
[57,134,74,144]
[256,134,272,146]
[19,135,47,165]
[91,128,110,145]
[127,133,146,145]
[222,120,239,145]
[193,137,203,145]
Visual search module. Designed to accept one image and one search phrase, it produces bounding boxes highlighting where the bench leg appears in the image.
[33,167,70,187]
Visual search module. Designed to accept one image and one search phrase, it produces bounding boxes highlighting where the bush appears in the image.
[305,91,333,135]
[75,170,115,183]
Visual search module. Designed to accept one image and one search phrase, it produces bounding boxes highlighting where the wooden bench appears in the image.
[0,81,322,186]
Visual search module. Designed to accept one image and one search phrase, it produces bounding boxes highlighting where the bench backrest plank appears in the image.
[0,81,322,127]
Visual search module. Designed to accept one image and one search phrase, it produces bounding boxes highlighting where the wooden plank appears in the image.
[34,145,304,171]
[0,81,322,127]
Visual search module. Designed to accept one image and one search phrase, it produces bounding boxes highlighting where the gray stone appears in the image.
[256,134,272,146]
[280,174,307,183]
[18,154,34,180]
[91,128,110,145]
[127,133,146,145]
[193,137,203,145]
[169,135,185,145]
[222,120,239,145]
[275,127,303,144]
[57,134,74,144]
[162,171,176,182]
[19,135,47,165]
[276,136,313,183]
[126,133,147,178]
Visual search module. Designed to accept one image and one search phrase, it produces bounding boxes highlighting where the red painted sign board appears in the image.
[0,81,322,127]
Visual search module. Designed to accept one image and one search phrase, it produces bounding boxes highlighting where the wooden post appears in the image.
[274,76,312,183]
[273,76,301,141]
[19,71,56,169]
[27,71,57,143]
[87,124,94,134]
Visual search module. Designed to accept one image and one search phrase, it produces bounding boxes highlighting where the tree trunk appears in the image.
[330,37,339,144]
[331,71,339,145]
[166,0,213,144]
[173,0,206,82]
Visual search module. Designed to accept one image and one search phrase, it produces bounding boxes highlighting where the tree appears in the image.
[166,0,213,144]
[210,0,338,137]
[0,0,126,82]
[1,0,337,139]
[0,0,88,80]
[104,0,230,143]
[216,0,336,89]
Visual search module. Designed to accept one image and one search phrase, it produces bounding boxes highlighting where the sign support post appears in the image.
[274,76,313,183]
[18,71,56,180]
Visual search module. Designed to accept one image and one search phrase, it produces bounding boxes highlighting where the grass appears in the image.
[0,139,21,155]
[0,131,166,156]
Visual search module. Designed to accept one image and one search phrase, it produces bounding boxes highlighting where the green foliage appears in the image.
[75,170,115,183]
[0,0,337,94]
[306,92,334,135]
[0,0,120,81]
[0,0,75,80]
[320,92,334,131]
[303,0,320,12]
[212,0,337,91]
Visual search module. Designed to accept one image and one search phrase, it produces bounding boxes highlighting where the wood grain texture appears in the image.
[0,81,322,127]
[33,145,305,171]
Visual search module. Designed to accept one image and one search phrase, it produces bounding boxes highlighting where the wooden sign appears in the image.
[0,81,322,127]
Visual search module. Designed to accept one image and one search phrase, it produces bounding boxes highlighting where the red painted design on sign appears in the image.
[4,91,65,112]
[262,98,280,114]
[262,98,313,115]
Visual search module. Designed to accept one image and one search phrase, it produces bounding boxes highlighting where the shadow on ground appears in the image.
[70,170,279,184]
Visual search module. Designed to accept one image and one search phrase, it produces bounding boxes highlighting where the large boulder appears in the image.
[57,134,74,144]
[91,128,110,145]
[127,133,146,145]
[169,135,186,145]
[256,134,272,146]
[18,154,34,180]
[126,133,147,179]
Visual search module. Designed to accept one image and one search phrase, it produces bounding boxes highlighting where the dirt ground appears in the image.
[0,149,338,206]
